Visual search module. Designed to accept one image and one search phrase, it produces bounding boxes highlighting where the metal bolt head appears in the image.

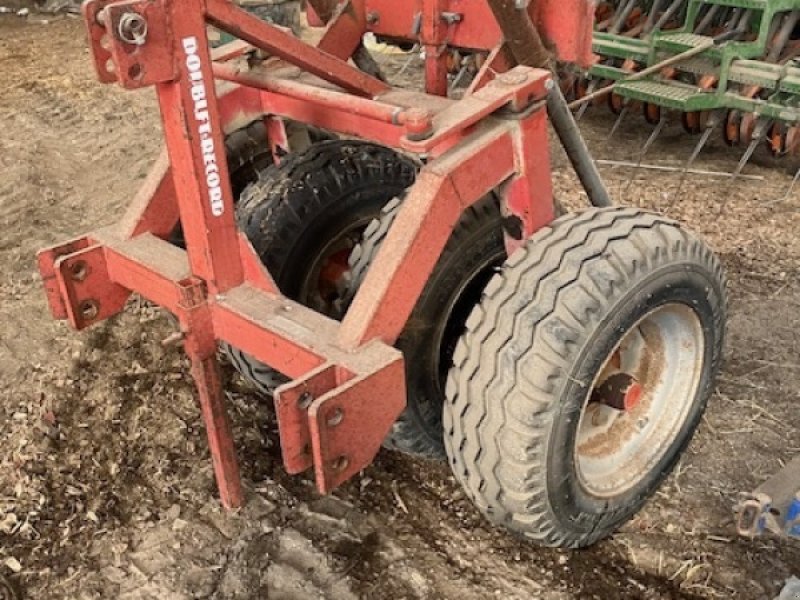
[326,407,344,427]
[497,71,529,86]
[544,79,555,90]
[69,260,88,282]
[117,11,148,46]
[298,392,313,410]
[515,0,531,9]
[79,299,100,321]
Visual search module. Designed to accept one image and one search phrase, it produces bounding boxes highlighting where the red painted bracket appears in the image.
[274,346,405,493]
[309,355,405,493]
[400,66,551,153]
[38,238,92,320]
[84,0,177,88]
[274,364,346,474]
[42,242,131,330]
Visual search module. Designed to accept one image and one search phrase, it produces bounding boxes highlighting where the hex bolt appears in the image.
[366,11,380,25]
[441,12,463,25]
[403,107,434,141]
[326,407,344,427]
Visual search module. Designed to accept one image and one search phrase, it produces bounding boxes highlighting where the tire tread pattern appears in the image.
[443,207,726,548]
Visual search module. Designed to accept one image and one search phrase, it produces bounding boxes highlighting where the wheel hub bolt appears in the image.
[591,373,642,411]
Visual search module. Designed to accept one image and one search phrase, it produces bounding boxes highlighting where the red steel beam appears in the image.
[213,63,420,129]
[205,0,388,97]
[338,122,519,348]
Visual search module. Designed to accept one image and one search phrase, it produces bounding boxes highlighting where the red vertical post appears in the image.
[423,0,449,96]
[180,278,244,509]
[188,350,244,509]
[155,0,244,294]
[502,109,555,255]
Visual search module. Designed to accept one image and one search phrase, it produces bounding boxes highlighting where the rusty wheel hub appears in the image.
[575,304,705,498]
[297,219,372,319]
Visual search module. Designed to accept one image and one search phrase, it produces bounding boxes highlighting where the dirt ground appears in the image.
[1,15,799,600]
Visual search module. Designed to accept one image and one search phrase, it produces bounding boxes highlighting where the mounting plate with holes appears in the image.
[83,0,177,89]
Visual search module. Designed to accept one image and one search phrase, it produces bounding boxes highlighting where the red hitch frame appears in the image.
[38,0,571,508]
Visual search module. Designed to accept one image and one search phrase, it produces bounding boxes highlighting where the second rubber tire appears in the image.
[225,141,417,394]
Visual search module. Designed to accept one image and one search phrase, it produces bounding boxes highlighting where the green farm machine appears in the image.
[573,0,800,174]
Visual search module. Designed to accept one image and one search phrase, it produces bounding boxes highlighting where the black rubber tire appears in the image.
[348,195,506,459]
[443,207,727,548]
[349,196,565,459]
[169,120,273,247]
[225,140,417,394]
[225,119,332,198]
[225,120,275,199]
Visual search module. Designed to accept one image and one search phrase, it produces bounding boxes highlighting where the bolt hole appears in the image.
[331,455,349,472]
[326,407,344,427]
[79,299,99,321]
[69,260,88,282]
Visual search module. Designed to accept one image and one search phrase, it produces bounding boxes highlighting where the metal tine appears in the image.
[622,112,667,198]
[731,119,769,181]
[576,80,597,120]
[609,0,637,34]
[764,166,800,206]
[667,112,720,206]
[652,0,686,34]
[448,63,471,95]
[396,43,421,77]
[608,103,630,141]
[694,4,720,35]
[713,119,769,215]
[642,0,667,35]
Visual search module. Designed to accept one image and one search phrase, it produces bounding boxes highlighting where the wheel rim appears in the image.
[297,216,374,319]
[574,303,705,498]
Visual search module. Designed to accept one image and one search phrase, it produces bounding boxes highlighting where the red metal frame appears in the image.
[38,0,576,509]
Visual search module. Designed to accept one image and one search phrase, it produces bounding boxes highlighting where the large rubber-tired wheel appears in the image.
[225,140,417,394]
[349,195,506,459]
[444,207,727,548]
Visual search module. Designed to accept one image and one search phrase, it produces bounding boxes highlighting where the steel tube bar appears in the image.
[487,0,612,207]
[212,63,415,128]
[205,0,388,97]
